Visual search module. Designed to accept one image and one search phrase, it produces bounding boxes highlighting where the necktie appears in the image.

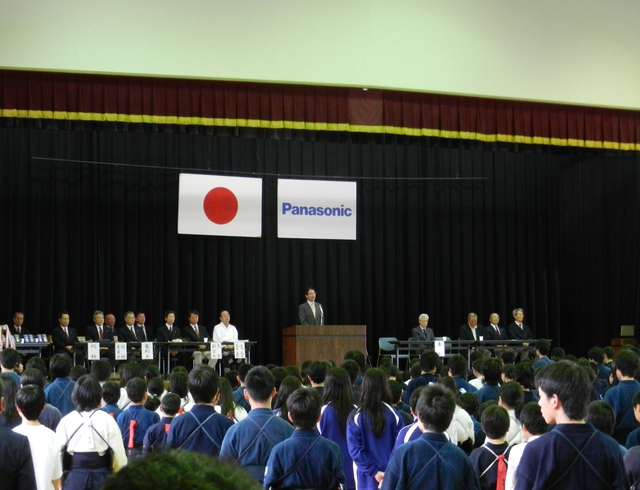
[194,325,199,337]
[494,325,499,334]
[311,303,316,318]
[16,327,20,335]
[64,328,69,341]
[99,327,103,340]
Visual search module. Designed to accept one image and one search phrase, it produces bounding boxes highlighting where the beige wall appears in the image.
[1,0,639,109]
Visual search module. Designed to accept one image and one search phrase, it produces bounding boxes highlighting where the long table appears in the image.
[390,339,547,369]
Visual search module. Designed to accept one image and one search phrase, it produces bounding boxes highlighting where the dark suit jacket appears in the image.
[51,326,78,353]
[299,302,323,325]
[118,325,140,342]
[156,324,183,342]
[459,324,483,341]
[483,324,508,341]
[0,426,37,490]
[135,324,155,342]
[8,325,30,336]
[507,322,534,340]
[85,325,115,342]
[411,326,434,341]
[182,324,209,342]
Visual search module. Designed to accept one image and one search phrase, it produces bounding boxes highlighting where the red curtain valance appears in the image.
[1,69,638,151]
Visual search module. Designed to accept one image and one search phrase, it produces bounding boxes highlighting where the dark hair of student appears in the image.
[244,366,275,402]
[237,363,254,383]
[0,348,21,369]
[188,365,220,404]
[408,387,424,413]
[70,365,88,382]
[481,358,503,385]
[586,400,616,435]
[274,376,303,425]
[72,374,103,412]
[161,393,182,417]
[126,378,147,403]
[119,361,145,388]
[306,361,328,384]
[0,373,21,426]
[535,360,591,421]
[339,360,360,384]
[15,384,46,421]
[50,354,72,379]
[587,347,605,364]
[25,356,48,377]
[517,402,548,436]
[409,362,422,379]
[497,381,524,409]
[90,359,112,382]
[459,392,479,418]
[270,367,288,392]
[447,354,468,378]
[284,365,302,381]
[437,376,459,399]
[614,349,640,377]
[419,351,440,372]
[217,377,238,419]
[322,367,354,434]
[145,396,161,412]
[101,450,262,490]
[353,368,391,438]
[224,370,240,390]
[169,371,189,398]
[144,365,161,381]
[480,404,510,440]
[287,387,322,430]
[343,350,366,370]
[416,384,456,433]
[147,377,165,398]
[513,361,535,389]
[20,368,46,389]
[102,381,121,405]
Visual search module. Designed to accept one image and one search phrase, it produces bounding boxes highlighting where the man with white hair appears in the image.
[411,313,434,341]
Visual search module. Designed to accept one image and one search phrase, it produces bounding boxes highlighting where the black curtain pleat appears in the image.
[0,120,638,363]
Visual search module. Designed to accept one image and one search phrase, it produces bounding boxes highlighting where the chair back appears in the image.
[378,337,398,352]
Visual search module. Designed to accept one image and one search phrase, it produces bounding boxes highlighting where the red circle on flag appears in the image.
[203,187,238,225]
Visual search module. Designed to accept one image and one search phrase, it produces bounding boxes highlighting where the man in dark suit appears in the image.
[507,308,534,340]
[51,312,80,358]
[458,312,482,341]
[8,312,30,336]
[483,313,507,341]
[411,313,434,341]
[298,288,324,325]
[0,377,37,489]
[134,312,156,342]
[156,310,185,370]
[183,310,213,367]
[85,310,115,342]
[119,311,140,342]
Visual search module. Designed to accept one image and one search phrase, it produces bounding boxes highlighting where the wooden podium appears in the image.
[282,325,367,367]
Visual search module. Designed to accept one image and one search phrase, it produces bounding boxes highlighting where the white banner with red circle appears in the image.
[177,174,262,237]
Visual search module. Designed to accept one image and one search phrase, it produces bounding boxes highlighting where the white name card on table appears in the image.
[115,343,128,361]
[141,342,154,360]
[234,341,246,359]
[434,340,445,357]
[210,342,222,360]
[87,342,100,360]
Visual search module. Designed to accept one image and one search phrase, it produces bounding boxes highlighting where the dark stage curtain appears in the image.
[0,119,638,362]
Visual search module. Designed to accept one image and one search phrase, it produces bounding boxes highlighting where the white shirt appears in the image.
[505,409,524,446]
[505,434,541,490]
[14,423,62,490]
[212,322,239,343]
[55,409,127,471]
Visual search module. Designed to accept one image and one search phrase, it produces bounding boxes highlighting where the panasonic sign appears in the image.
[277,179,357,240]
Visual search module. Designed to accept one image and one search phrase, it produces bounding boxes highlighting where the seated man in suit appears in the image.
[459,312,483,341]
[298,287,324,325]
[51,312,80,360]
[8,311,30,337]
[507,308,534,340]
[483,313,507,341]
[183,310,214,367]
[410,313,434,356]
[85,310,115,363]
[119,311,144,362]
[134,312,155,342]
[157,310,186,370]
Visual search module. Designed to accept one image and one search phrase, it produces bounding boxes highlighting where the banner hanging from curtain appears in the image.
[178,174,262,237]
[277,179,357,240]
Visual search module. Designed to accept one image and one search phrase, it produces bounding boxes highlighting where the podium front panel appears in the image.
[282,325,366,367]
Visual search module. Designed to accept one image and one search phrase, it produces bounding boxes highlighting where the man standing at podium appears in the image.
[299,288,324,325]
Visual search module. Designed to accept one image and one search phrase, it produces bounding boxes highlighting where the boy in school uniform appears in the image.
[166,365,234,456]
[470,404,512,490]
[382,384,480,490]
[264,388,344,490]
[515,360,628,489]
[116,378,160,461]
[100,381,123,419]
[143,392,181,455]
